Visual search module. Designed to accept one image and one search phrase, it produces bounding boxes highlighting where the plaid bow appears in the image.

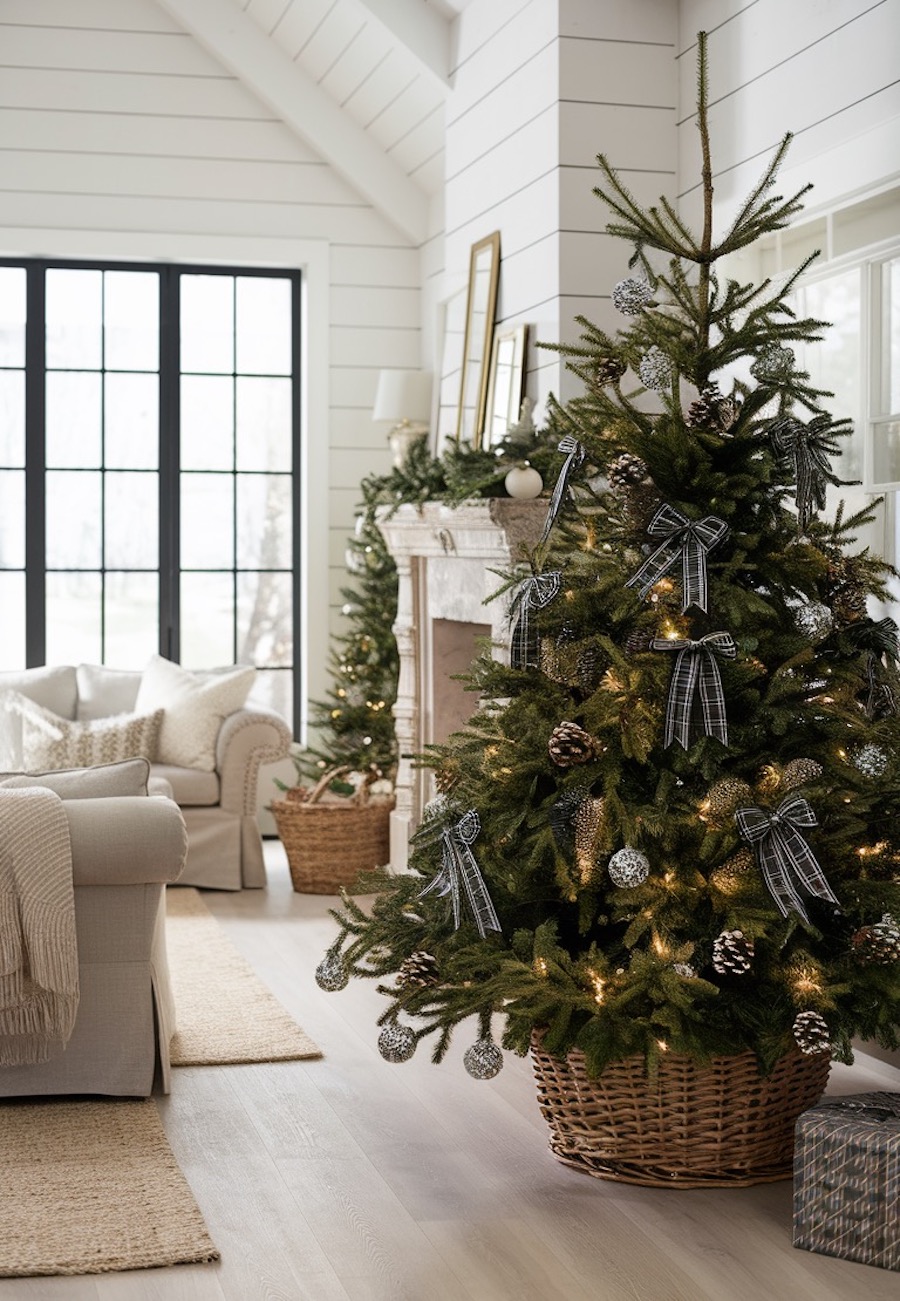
[418,810,501,937]
[652,631,736,749]
[735,796,839,924]
[626,503,728,613]
[770,415,843,531]
[509,571,561,669]
[540,435,586,544]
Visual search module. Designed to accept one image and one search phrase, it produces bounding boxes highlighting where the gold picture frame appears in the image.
[456,231,500,443]
[483,324,528,448]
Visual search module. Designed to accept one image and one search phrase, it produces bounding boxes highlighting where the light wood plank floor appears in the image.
[2,841,899,1301]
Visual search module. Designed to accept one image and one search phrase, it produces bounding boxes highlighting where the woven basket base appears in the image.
[272,798,393,894]
[531,1035,831,1189]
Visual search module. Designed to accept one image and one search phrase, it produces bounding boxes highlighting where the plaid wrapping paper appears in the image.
[793,1091,900,1271]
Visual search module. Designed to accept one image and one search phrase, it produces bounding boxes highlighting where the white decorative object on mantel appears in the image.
[376,498,546,871]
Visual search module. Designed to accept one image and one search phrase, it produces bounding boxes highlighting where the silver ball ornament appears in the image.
[315,953,349,992]
[672,962,696,979]
[794,601,834,641]
[638,345,672,392]
[608,846,650,888]
[751,343,795,382]
[463,1038,504,1080]
[852,743,889,778]
[377,1022,417,1063]
[612,277,653,315]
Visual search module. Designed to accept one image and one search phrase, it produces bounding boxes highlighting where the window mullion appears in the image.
[159,268,181,661]
[24,264,46,665]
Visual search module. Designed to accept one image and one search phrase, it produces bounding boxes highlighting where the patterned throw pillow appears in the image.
[134,654,255,772]
[3,692,163,771]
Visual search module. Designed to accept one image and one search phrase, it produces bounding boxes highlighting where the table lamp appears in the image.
[373,370,432,467]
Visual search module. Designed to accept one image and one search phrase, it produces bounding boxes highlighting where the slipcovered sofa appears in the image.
[0,759,187,1097]
[0,658,292,890]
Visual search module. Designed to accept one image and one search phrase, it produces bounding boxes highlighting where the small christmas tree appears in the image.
[320,35,900,1083]
[296,472,400,787]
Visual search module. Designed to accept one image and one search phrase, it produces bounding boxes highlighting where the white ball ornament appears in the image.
[608,846,650,888]
[463,1038,504,1079]
[504,463,544,500]
[377,1022,417,1063]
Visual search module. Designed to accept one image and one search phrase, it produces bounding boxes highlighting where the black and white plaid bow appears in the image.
[417,810,501,938]
[509,571,561,669]
[540,435,586,544]
[626,503,728,613]
[652,631,736,749]
[735,796,839,924]
[770,415,843,531]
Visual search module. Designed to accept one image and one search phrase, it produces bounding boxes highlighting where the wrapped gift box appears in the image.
[793,1091,900,1272]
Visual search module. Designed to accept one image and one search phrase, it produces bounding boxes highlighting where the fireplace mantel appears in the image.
[377,498,546,870]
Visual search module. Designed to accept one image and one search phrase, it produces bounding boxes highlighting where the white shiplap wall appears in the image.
[442,0,678,420]
[0,0,426,720]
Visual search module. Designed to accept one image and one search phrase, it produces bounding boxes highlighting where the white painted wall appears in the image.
[0,0,425,723]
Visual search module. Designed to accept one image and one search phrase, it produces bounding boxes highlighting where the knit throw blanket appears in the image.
[0,787,79,1065]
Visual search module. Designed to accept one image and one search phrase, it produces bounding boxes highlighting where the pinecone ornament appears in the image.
[712,929,754,974]
[792,1010,831,1056]
[624,627,653,656]
[397,951,440,988]
[433,766,459,795]
[591,355,627,388]
[686,382,740,433]
[852,914,900,965]
[826,556,868,625]
[782,757,824,790]
[606,452,649,490]
[548,720,596,767]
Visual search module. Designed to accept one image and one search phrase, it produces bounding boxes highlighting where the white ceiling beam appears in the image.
[156,0,428,245]
[352,0,451,93]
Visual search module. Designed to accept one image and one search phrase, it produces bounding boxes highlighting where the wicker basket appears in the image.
[530,1031,831,1188]
[271,766,394,894]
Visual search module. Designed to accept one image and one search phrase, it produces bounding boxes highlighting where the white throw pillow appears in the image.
[3,692,163,771]
[134,654,255,772]
[75,663,142,721]
[0,666,78,768]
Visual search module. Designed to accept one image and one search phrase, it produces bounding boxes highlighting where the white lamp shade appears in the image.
[373,370,432,424]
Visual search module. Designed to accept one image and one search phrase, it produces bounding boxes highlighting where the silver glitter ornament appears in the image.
[750,343,795,382]
[673,962,696,978]
[377,1022,417,1063]
[794,600,834,641]
[638,345,672,391]
[852,742,889,778]
[463,1038,504,1080]
[315,952,349,992]
[612,277,653,315]
[607,846,650,888]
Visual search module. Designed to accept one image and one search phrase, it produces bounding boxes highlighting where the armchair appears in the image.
[0,768,187,1098]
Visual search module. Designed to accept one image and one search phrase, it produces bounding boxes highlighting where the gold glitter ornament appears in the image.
[756,764,782,796]
[782,758,824,790]
[574,796,604,884]
[709,848,754,894]
[706,777,754,822]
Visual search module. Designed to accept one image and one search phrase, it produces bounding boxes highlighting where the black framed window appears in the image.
[0,259,301,733]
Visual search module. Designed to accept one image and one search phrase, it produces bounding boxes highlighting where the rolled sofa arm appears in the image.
[215,706,293,815]
[66,796,188,887]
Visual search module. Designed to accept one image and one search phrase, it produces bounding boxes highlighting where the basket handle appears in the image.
[306,765,351,804]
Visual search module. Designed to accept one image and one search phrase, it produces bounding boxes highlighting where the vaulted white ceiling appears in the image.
[157,0,470,244]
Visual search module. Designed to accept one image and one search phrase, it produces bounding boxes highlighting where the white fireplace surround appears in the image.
[376,499,546,871]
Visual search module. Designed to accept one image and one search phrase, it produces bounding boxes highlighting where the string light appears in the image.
[656,1039,669,1052]
[534,958,548,977]
[588,970,605,1004]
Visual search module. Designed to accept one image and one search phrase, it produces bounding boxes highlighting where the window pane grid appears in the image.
[2,257,300,733]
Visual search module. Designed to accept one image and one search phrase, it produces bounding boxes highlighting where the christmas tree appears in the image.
[295,471,401,787]
[318,34,900,1083]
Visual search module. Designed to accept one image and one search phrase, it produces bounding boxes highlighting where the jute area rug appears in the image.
[165,886,322,1066]
[0,1098,218,1277]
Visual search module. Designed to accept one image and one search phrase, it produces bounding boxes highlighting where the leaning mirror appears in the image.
[434,287,467,455]
[484,324,528,448]
[456,232,500,444]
